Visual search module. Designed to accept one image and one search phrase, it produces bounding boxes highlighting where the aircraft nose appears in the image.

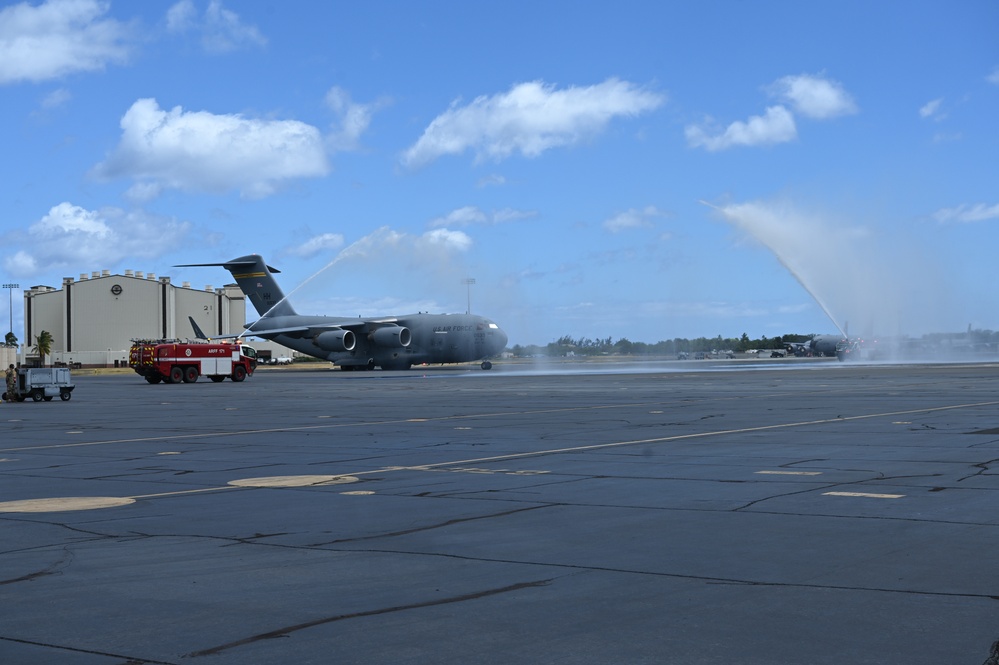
[494,327,508,353]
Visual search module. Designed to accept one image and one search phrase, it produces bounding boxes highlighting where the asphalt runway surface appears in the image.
[1,359,998,664]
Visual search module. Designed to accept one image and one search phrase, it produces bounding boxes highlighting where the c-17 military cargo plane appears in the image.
[177,254,508,370]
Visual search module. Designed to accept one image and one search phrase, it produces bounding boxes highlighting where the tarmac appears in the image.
[1,358,998,664]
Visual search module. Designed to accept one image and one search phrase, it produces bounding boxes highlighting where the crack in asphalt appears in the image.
[0,635,179,665]
[305,504,552,546]
[184,578,554,658]
[0,547,74,585]
[312,545,999,603]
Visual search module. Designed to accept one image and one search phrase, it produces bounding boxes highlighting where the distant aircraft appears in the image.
[177,254,508,370]
[809,334,848,357]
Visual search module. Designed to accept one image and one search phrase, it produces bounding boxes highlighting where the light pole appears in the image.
[462,278,476,314]
[2,283,17,341]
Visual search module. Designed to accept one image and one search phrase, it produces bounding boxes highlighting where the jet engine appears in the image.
[313,329,356,352]
[369,326,411,348]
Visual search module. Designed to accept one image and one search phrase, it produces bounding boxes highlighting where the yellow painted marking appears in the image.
[227,475,359,488]
[0,497,135,513]
[823,491,905,499]
[755,470,822,476]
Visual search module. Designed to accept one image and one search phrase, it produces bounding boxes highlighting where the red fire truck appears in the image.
[129,340,257,384]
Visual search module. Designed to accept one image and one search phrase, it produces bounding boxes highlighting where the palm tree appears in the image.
[33,330,53,367]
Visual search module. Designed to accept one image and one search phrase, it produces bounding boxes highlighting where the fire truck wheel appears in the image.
[232,365,247,382]
[183,366,199,383]
[210,376,225,383]
[169,366,183,383]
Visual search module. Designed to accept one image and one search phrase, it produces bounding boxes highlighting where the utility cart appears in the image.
[3,367,75,402]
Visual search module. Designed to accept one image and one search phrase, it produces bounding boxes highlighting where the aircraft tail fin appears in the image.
[188,316,208,339]
[176,254,298,318]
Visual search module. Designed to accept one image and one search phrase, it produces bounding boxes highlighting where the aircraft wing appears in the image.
[190,316,404,341]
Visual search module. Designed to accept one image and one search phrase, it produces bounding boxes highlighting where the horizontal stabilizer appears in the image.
[176,259,281,273]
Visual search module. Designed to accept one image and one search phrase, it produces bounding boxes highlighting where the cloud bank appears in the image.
[4,202,191,277]
[686,73,857,151]
[400,78,664,168]
[93,98,329,199]
[0,0,132,84]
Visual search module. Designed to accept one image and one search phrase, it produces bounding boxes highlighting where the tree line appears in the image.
[511,333,814,358]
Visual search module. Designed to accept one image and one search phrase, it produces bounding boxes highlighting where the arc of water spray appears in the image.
[236,252,351,341]
[698,200,848,338]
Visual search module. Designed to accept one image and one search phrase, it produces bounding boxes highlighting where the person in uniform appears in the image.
[5,364,16,402]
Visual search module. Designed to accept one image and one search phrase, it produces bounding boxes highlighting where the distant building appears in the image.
[21,269,247,367]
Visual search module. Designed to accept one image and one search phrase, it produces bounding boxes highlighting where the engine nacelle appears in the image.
[369,326,411,348]
[313,329,356,352]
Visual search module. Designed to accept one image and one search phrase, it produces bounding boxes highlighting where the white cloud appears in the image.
[919,98,945,121]
[767,73,858,119]
[284,233,346,258]
[92,98,329,199]
[602,206,666,233]
[687,73,856,152]
[400,78,665,168]
[685,105,797,151]
[932,203,999,223]
[41,87,72,109]
[166,0,266,53]
[987,66,999,86]
[324,86,390,152]
[477,174,507,188]
[0,0,132,84]
[166,0,196,32]
[428,206,536,228]
[3,202,192,277]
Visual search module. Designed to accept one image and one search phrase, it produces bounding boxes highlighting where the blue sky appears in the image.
[2,0,997,346]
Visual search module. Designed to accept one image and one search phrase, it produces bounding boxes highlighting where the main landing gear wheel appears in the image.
[481,361,493,370]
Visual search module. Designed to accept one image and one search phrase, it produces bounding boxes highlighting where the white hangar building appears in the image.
[22,269,247,368]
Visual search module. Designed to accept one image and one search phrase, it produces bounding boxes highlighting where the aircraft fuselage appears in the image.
[248,312,507,370]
